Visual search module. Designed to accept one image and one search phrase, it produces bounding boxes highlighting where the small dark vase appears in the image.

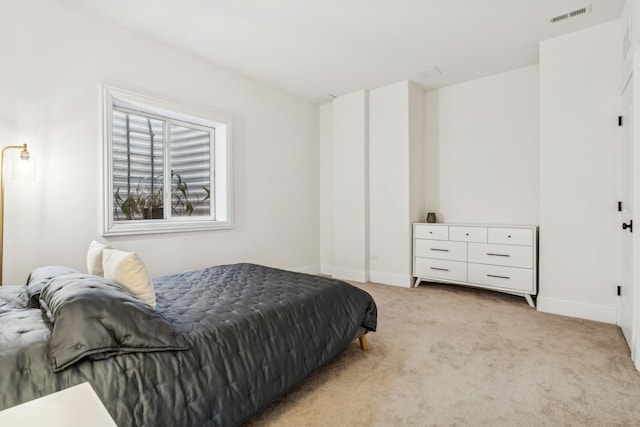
[426,212,436,223]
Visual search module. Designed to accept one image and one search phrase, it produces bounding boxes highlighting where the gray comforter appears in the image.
[0,263,377,426]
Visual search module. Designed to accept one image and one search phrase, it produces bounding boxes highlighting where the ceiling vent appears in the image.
[550,5,592,24]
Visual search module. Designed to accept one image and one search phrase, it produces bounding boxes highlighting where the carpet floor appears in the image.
[247,281,640,426]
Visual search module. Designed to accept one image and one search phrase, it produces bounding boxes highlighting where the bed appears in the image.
[0,262,377,426]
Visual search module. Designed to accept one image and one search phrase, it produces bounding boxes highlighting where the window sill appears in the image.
[103,219,233,236]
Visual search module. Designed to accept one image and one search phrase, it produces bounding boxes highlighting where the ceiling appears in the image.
[60,0,624,101]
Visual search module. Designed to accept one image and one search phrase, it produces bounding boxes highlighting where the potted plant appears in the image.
[114,171,209,221]
[138,175,164,219]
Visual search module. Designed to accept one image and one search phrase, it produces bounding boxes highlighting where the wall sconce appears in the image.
[0,144,29,285]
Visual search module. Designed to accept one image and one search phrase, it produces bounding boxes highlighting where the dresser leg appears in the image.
[413,277,422,288]
[524,294,535,308]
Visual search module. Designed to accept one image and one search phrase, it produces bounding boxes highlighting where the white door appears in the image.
[620,76,634,351]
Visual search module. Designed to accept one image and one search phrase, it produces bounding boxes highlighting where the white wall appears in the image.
[369,83,409,285]
[331,91,369,282]
[319,102,333,275]
[538,21,621,322]
[425,65,540,224]
[424,91,440,214]
[409,83,427,246]
[321,82,424,286]
[0,0,319,284]
[369,81,424,287]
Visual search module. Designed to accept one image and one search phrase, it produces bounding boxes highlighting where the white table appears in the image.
[0,382,117,427]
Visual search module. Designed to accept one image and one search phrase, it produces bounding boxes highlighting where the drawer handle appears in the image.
[430,267,449,272]
[487,253,510,257]
[430,248,449,252]
[487,274,510,279]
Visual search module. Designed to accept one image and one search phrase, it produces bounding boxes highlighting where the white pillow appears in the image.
[87,240,112,276]
[102,249,156,309]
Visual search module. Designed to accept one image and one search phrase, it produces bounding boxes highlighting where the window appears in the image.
[102,85,232,236]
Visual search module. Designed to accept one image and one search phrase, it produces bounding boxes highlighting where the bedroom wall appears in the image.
[538,20,621,322]
[320,81,425,286]
[319,103,333,275]
[424,65,540,224]
[0,0,319,284]
[369,81,425,287]
[331,91,369,282]
[424,91,440,215]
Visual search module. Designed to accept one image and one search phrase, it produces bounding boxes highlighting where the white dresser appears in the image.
[413,223,537,307]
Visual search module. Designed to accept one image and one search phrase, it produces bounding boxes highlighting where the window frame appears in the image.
[102,84,233,236]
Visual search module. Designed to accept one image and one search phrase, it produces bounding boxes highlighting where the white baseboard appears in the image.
[289,264,320,275]
[369,270,412,288]
[536,294,617,324]
[331,267,368,283]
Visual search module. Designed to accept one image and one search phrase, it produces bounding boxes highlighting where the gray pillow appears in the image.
[25,265,80,308]
[39,273,188,372]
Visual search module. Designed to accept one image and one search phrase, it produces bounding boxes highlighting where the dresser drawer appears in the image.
[415,258,467,282]
[488,227,533,246]
[468,263,534,293]
[449,226,487,243]
[468,243,533,268]
[415,224,448,240]
[415,239,466,261]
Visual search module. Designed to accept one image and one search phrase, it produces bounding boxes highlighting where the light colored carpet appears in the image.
[247,281,640,426]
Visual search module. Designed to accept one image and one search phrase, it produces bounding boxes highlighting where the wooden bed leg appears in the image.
[358,335,369,351]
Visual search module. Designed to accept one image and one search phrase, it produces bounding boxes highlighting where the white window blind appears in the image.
[170,123,211,217]
[112,109,212,221]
